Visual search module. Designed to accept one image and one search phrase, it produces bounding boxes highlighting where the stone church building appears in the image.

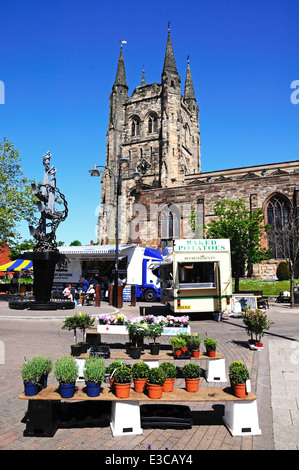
[97,28,299,279]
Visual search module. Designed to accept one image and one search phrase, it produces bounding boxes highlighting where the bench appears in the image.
[19,384,261,438]
[74,350,228,384]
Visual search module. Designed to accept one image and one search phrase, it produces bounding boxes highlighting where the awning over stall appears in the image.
[0,259,33,272]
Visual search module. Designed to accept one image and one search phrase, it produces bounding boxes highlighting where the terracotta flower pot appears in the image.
[192,349,200,358]
[147,383,163,399]
[207,349,216,357]
[174,349,182,358]
[114,382,131,399]
[232,382,248,398]
[133,378,148,393]
[162,378,175,392]
[185,377,200,393]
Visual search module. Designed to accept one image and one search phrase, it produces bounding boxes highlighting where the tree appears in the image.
[9,239,35,260]
[205,199,270,292]
[267,203,299,307]
[0,139,37,248]
[70,240,82,246]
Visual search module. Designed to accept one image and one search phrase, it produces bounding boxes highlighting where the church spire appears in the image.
[162,23,178,75]
[184,55,196,103]
[113,44,127,88]
[141,65,146,85]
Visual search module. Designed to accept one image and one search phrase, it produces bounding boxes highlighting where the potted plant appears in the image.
[170,337,187,358]
[229,361,250,398]
[77,312,95,353]
[242,309,272,348]
[159,362,177,392]
[61,314,81,356]
[54,355,78,398]
[21,358,43,396]
[126,319,148,358]
[145,323,164,355]
[83,356,106,397]
[113,365,132,398]
[32,355,53,389]
[131,362,150,393]
[186,334,201,357]
[177,333,189,353]
[107,360,123,389]
[182,363,202,392]
[204,338,217,357]
[147,366,167,399]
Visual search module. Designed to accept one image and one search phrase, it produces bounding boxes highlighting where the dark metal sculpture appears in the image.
[9,152,74,311]
[29,151,68,252]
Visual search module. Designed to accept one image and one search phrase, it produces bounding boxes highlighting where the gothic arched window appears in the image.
[160,205,180,250]
[131,116,140,137]
[148,114,158,134]
[267,194,291,259]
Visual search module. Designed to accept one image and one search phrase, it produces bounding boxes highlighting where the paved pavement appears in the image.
[0,295,298,452]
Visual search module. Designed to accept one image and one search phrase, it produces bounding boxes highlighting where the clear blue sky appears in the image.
[1,0,299,246]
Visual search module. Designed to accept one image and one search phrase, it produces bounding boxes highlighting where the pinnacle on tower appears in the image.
[113,44,128,88]
[141,66,146,85]
[162,23,178,75]
[184,55,196,103]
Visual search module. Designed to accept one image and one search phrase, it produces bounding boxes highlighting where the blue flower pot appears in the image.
[86,381,101,397]
[24,381,39,396]
[59,382,75,398]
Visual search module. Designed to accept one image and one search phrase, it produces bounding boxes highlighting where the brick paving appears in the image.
[0,297,298,451]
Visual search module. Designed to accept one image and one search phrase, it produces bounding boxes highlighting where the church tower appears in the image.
[97,27,201,244]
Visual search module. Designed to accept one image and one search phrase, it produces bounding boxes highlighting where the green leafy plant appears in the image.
[204,338,217,351]
[77,312,95,342]
[145,323,164,344]
[126,319,148,347]
[61,315,80,345]
[107,360,123,376]
[54,356,78,384]
[131,362,150,379]
[229,361,249,384]
[159,362,177,379]
[182,363,201,379]
[83,357,106,383]
[170,337,186,351]
[276,261,290,281]
[21,358,44,384]
[113,365,132,384]
[242,309,272,342]
[148,366,167,385]
[186,334,201,350]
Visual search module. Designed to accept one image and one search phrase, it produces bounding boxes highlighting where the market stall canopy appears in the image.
[0,259,33,271]
[57,244,138,260]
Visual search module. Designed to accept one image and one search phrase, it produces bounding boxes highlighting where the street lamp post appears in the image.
[89,155,141,307]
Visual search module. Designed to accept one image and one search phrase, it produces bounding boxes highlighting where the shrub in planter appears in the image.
[107,360,123,388]
[77,312,95,352]
[229,361,250,398]
[145,323,164,355]
[147,366,167,399]
[182,362,201,392]
[113,365,132,398]
[54,355,78,398]
[132,362,150,393]
[159,362,177,392]
[32,355,53,388]
[21,358,44,396]
[186,334,201,357]
[83,356,105,397]
[170,337,187,357]
[204,338,217,357]
[61,314,81,356]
